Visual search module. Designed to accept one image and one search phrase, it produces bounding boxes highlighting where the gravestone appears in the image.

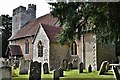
[13,60,19,69]
[79,62,83,73]
[88,65,92,73]
[43,63,49,74]
[60,60,67,71]
[98,61,109,75]
[29,61,41,80]
[105,62,109,72]
[53,69,59,80]
[0,66,12,80]
[113,66,120,80]
[58,67,63,77]
[72,59,78,69]
[19,59,29,74]
[14,60,19,68]
[67,62,73,70]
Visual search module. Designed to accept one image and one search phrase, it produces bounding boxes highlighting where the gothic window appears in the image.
[71,41,77,55]
[38,41,43,57]
[25,39,29,54]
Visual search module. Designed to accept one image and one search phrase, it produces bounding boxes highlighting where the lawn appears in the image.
[12,69,114,80]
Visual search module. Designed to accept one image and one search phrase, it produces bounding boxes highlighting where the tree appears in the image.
[49,2,120,56]
[1,15,12,57]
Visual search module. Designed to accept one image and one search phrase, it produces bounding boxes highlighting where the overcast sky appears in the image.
[0,0,50,18]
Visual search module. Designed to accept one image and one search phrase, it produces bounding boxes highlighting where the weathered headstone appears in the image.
[1,59,10,67]
[105,62,109,72]
[58,67,63,77]
[19,59,29,74]
[29,61,41,80]
[43,63,49,74]
[98,61,109,75]
[79,62,83,73]
[72,59,78,69]
[60,60,67,71]
[0,66,12,80]
[67,62,73,70]
[53,69,59,80]
[14,60,19,68]
[113,66,120,80]
[63,60,67,70]
[88,65,92,73]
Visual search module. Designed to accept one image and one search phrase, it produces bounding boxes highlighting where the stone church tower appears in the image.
[12,4,36,36]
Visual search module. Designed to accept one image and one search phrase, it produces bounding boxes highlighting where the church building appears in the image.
[6,4,117,71]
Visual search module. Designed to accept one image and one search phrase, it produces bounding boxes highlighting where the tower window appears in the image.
[25,39,29,54]
[38,41,43,57]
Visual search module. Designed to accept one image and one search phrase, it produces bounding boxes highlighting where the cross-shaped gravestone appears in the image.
[29,61,41,80]
[43,63,49,74]
[98,61,109,75]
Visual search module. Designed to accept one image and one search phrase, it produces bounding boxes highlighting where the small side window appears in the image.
[25,39,29,54]
[38,41,43,57]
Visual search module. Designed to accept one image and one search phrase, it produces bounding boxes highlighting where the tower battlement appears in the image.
[13,6,26,16]
[12,4,36,36]
[28,4,36,10]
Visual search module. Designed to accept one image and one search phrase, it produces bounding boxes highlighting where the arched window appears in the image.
[25,39,29,54]
[71,41,77,55]
[38,41,43,57]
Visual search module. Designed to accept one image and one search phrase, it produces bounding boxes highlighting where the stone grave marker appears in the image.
[105,62,109,72]
[63,60,67,70]
[72,59,78,69]
[79,62,83,73]
[53,69,59,80]
[60,60,67,71]
[113,66,120,80]
[43,63,49,74]
[98,61,109,75]
[0,66,12,80]
[19,59,29,74]
[58,67,63,77]
[13,60,19,69]
[88,65,92,73]
[29,61,41,80]
[67,62,73,70]
[14,60,19,68]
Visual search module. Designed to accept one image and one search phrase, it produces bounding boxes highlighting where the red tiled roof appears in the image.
[6,45,23,56]
[41,23,62,42]
[9,13,59,41]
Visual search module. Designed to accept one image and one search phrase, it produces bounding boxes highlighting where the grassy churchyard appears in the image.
[12,69,114,80]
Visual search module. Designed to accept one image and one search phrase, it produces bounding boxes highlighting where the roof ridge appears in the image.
[36,13,51,19]
[41,23,62,29]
